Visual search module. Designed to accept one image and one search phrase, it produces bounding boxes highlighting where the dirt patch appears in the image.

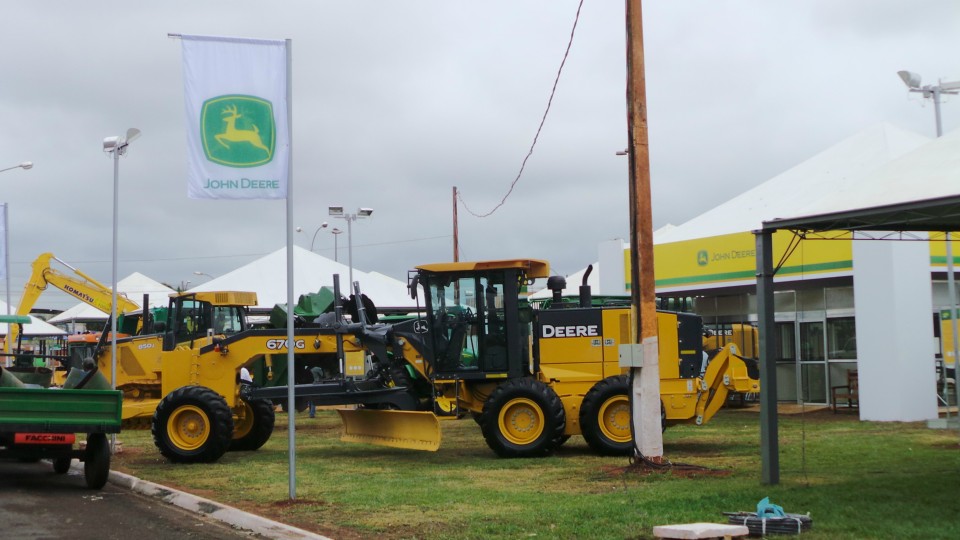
[600,462,733,479]
[227,499,372,540]
[932,441,960,450]
[269,498,329,509]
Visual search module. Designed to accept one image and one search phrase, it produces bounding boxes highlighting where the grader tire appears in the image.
[152,386,234,464]
[83,433,110,489]
[229,397,275,452]
[580,375,633,456]
[479,378,565,458]
[280,399,308,413]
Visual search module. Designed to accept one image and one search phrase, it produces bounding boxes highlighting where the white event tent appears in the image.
[48,272,175,325]
[0,299,67,337]
[186,246,417,311]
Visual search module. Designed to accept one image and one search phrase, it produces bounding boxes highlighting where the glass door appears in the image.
[799,321,827,403]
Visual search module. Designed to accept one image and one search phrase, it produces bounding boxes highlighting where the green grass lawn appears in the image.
[112,406,960,540]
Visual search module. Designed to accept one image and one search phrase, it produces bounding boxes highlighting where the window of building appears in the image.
[800,321,824,361]
[775,322,796,362]
[826,317,856,359]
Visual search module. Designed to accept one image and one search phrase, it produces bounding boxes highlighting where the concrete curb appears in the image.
[107,469,331,540]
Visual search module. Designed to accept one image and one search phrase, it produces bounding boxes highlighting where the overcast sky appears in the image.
[2,1,959,311]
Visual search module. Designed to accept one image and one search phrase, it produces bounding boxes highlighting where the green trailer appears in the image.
[0,365,122,489]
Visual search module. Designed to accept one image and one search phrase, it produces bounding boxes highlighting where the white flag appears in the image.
[181,35,288,199]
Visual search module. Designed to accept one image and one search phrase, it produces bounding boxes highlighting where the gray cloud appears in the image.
[1,0,957,310]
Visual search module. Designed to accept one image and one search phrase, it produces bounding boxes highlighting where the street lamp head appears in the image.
[103,128,141,154]
[295,226,303,232]
[331,227,343,235]
[328,206,344,217]
[357,208,374,218]
[102,136,120,151]
[321,221,329,228]
[898,70,922,89]
[1,161,33,174]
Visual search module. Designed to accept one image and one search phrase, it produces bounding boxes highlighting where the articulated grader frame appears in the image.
[251,260,761,458]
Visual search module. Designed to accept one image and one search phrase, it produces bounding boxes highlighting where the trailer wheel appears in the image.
[52,457,72,474]
[580,375,633,456]
[229,397,275,451]
[152,386,234,463]
[84,433,110,489]
[479,378,565,458]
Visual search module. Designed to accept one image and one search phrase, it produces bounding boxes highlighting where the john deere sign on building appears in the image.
[631,231,853,292]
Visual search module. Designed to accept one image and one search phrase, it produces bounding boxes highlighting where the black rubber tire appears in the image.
[479,378,566,458]
[280,398,308,413]
[152,386,234,463]
[52,457,72,474]
[386,364,425,410]
[580,375,633,456]
[229,398,275,451]
[84,433,110,489]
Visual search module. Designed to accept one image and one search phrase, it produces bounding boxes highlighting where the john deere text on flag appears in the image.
[181,35,288,199]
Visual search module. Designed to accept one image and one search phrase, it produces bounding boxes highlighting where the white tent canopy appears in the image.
[767,125,960,226]
[187,246,417,310]
[48,272,175,324]
[0,299,67,336]
[656,123,931,244]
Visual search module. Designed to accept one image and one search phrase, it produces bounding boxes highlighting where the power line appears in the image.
[458,0,585,218]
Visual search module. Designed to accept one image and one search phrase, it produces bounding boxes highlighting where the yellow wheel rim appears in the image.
[498,397,544,445]
[597,395,631,443]
[167,405,210,451]
[435,396,458,415]
[232,400,253,440]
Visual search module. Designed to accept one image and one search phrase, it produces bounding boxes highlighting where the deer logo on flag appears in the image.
[201,95,275,167]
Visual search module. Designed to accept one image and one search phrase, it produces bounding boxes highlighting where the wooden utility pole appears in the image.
[625,0,663,460]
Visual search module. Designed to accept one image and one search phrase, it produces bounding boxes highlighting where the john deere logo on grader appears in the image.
[201,95,275,167]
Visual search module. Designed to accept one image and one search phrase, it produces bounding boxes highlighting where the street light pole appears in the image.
[309,222,328,252]
[328,206,373,288]
[103,128,140,390]
[0,162,33,174]
[1,161,32,363]
[331,228,342,262]
[898,70,960,137]
[898,70,960,414]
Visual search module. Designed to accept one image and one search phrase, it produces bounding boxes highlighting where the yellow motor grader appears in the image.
[252,258,760,458]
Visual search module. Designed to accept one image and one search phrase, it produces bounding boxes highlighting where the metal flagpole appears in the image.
[3,204,9,366]
[284,38,297,500]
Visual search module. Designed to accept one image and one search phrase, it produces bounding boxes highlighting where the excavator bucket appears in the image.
[337,409,441,452]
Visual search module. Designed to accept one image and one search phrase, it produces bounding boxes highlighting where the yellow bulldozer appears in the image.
[252,258,760,457]
[90,289,377,463]
[5,254,372,464]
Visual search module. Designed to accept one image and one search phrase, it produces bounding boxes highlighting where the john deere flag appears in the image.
[180,35,288,199]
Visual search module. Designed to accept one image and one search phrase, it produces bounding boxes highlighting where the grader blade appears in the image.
[337,409,441,452]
